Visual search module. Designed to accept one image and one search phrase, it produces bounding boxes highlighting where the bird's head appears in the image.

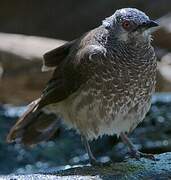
[102,8,158,44]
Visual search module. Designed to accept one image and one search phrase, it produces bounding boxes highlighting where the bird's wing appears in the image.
[7,31,107,144]
[38,37,106,109]
[42,39,77,71]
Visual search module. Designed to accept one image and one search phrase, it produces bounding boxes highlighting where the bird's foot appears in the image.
[120,133,155,161]
[90,158,113,167]
[129,149,155,160]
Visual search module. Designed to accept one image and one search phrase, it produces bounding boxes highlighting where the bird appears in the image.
[7,8,158,165]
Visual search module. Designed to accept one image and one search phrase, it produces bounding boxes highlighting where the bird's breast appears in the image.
[58,45,157,139]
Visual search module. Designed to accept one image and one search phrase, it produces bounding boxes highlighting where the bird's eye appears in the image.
[122,20,131,30]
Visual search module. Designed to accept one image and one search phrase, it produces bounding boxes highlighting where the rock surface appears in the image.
[0,33,65,104]
[2,153,171,180]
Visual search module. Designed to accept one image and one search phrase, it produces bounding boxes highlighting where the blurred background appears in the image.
[0,0,171,175]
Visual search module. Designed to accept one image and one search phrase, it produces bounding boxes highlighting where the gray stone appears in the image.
[1,153,171,180]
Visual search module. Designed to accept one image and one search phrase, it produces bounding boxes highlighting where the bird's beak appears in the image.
[139,20,159,29]
[132,20,159,32]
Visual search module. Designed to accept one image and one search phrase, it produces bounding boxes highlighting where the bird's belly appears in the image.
[57,88,152,140]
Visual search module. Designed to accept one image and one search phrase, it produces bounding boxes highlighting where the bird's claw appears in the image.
[129,149,155,160]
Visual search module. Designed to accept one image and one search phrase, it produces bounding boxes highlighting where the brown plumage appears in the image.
[7,98,60,145]
[7,8,158,164]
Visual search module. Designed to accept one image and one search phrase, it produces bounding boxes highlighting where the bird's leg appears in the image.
[81,135,100,165]
[120,132,155,160]
[81,135,112,166]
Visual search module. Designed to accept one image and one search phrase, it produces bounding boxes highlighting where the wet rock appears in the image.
[2,153,171,180]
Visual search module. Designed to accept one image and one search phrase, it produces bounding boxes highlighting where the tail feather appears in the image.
[6,98,60,145]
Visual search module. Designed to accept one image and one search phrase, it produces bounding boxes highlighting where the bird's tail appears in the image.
[6,98,60,146]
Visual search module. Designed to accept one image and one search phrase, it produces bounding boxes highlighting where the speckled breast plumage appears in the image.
[57,40,157,140]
